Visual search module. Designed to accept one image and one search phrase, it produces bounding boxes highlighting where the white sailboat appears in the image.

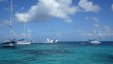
[88,24,101,44]
[16,21,32,45]
[89,40,101,44]
[16,10,32,45]
[1,0,16,47]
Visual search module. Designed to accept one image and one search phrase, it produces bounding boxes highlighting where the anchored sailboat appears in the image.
[88,24,101,44]
[16,12,32,45]
[1,0,16,47]
[16,22,32,45]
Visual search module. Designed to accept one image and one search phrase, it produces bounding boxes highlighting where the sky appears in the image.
[0,0,113,42]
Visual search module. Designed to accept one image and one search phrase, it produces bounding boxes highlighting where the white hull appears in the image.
[45,41,57,43]
[89,40,101,44]
[17,41,31,45]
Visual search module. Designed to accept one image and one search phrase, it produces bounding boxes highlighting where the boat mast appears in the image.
[24,13,32,42]
[93,24,96,40]
[93,24,99,40]
[26,22,32,42]
[24,15,26,39]
[9,0,13,38]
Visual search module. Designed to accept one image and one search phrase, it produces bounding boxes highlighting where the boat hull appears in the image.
[89,41,101,44]
[16,41,31,45]
[1,41,16,48]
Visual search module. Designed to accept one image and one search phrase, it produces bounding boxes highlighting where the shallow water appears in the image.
[0,42,113,64]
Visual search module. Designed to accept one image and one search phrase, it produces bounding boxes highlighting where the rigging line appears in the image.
[9,0,13,36]
[9,0,16,39]
[23,7,26,39]
[26,22,32,42]
[23,7,32,42]
[93,24,98,40]
[24,20,26,39]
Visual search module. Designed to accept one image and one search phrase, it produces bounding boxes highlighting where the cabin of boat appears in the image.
[1,40,16,47]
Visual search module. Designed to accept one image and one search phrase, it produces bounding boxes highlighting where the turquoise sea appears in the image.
[0,41,113,64]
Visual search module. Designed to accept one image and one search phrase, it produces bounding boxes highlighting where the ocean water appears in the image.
[0,41,113,64]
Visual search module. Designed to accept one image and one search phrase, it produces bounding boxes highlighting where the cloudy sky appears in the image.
[0,0,113,42]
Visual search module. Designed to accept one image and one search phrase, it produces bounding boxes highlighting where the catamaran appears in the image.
[1,0,17,47]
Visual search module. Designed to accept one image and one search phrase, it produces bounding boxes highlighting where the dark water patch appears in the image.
[18,49,70,55]
[23,57,38,61]
[92,53,113,63]
[0,57,41,64]
[22,56,58,63]
[0,59,27,64]
[0,47,17,50]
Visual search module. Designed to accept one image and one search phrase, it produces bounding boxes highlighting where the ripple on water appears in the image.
[18,49,70,55]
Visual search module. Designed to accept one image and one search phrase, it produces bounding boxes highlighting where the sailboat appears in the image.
[88,24,101,44]
[1,0,17,47]
[88,39,101,44]
[16,15,32,45]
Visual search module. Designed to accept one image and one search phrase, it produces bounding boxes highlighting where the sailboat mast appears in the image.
[93,24,96,40]
[94,24,99,40]
[23,13,32,42]
[9,0,13,37]
[24,18,26,39]
[26,22,32,42]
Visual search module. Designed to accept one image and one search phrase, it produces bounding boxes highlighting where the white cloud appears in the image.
[15,0,77,23]
[0,0,2,2]
[79,32,93,37]
[104,25,113,33]
[92,17,100,23]
[15,0,102,23]
[93,25,112,36]
[77,25,113,38]
[0,20,10,27]
[78,0,101,12]
[111,4,113,11]
[15,13,29,22]
[96,25,113,38]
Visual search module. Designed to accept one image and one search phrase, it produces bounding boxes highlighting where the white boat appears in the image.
[1,0,17,47]
[1,40,16,47]
[16,41,31,45]
[46,38,58,43]
[17,22,32,45]
[88,40,101,44]
[88,24,101,44]
[17,9,32,45]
